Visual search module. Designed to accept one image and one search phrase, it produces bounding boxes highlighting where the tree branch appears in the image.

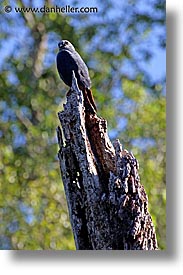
[57,72,158,250]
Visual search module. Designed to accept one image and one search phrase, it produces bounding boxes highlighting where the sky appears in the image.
[0,0,166,147]
[0,0,165,85]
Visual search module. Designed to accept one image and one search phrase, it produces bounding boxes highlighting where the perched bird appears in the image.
[56,40,97,113]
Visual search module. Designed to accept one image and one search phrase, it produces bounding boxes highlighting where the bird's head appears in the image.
[58,40,75,52]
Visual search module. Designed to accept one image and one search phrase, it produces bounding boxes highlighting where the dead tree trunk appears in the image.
[56,73,158,250]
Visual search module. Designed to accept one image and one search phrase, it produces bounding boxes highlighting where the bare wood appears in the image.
[57,72,158,250]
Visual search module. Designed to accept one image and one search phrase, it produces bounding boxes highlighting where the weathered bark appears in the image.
[57,73,158,250]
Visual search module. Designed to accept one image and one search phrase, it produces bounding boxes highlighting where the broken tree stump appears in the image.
[56,73,158,250]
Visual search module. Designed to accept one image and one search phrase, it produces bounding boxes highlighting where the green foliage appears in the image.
[121,80,166,249]
[0,0,165,250]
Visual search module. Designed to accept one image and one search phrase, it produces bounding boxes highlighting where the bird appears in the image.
[56,40,97,113]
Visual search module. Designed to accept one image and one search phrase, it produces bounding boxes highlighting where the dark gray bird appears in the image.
[56,40,97,113]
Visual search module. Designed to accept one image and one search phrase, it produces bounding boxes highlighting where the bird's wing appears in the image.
[57,49,91,89]
[57,50,78,87]
[74,52,91,88]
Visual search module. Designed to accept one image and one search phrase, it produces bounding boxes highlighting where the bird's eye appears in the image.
[65,41,68,45]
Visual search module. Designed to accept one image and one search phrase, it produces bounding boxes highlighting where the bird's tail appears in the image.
[78,86,97,114]
[85,88,97,113]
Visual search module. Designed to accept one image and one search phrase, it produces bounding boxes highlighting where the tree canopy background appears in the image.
[0,0,166,250]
